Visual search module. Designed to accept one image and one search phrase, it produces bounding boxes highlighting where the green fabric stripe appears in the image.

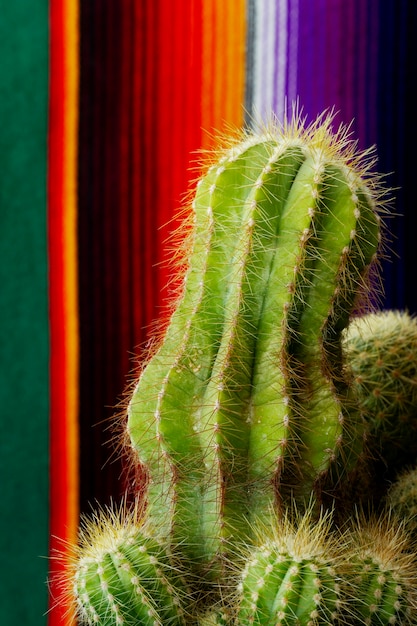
[0,1,49,623]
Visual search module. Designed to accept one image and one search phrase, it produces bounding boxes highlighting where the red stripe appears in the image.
[118,0,133,379]
[131,1,148,347]
[48,0,79,623]
[48,0,67,614]
[155,1,204,302]
[144,3,160,329]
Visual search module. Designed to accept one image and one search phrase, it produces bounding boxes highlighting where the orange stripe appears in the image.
[201,0,214,144]
[48,0,79,623]
[226,0,246,125]
[201,0,246,147]
[213,0,226,129]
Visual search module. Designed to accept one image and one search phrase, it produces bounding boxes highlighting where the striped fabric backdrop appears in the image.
[1,1,417,624]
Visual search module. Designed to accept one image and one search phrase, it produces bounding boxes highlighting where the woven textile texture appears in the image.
[1,2,416,624]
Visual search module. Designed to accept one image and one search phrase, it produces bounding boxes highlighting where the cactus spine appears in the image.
[127,113,382,577]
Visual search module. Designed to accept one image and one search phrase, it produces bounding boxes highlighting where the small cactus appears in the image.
[344,512,417,626]
[69,504,188,625]
[236,509,345,626]
[343,310,417,473]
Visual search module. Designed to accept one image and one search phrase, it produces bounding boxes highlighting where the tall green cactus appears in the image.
[126,112,383,578]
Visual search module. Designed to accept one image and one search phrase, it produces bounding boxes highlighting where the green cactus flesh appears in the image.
[343,310,417,470]
[352,556,407,626]
[126,114,382,576]
[72,507,187,626]
[126,139,281,532]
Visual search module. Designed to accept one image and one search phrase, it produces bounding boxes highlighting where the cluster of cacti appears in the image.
[236,509,417,626]
[60,112,417,626]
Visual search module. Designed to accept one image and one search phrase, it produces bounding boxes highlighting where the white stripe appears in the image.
[275,0,288,120]
[252,0,277,128]
[265,0,278,121]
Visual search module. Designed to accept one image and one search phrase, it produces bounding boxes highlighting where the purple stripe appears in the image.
[293,0,380,149]
[354,0,368,146]
[339,0,356,128]
[323,0,344,123]
[286,0,299,105]
[261,0,274,118]
[252,0,380,148]
[296,0,315,120]
[314,0,327,116]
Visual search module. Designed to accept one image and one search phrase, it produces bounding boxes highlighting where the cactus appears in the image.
[236,508,345,626]
[385,467,417,534]
[69,504,189,625]
[235,508,417,626]
[126,112,382,579]
[343,310,417,473]
[344,512,417,626]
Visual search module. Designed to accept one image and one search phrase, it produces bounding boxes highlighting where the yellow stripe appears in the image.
[62,0,80,548]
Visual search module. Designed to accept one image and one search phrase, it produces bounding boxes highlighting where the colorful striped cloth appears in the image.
[1,1,417,624]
